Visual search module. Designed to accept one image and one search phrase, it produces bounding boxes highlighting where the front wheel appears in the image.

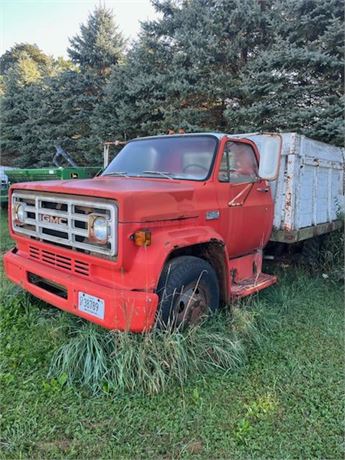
[156,256,219,330]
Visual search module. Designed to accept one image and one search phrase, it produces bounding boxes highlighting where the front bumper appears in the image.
[4,248,159,332]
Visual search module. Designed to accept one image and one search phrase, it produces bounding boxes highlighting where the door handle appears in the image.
[256,187,270,192]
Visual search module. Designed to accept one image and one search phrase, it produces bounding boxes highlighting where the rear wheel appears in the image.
[156,256,219,330]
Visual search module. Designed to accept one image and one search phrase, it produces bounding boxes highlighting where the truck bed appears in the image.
[269,133,344,242]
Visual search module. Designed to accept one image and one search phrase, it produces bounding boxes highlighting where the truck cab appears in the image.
[4,133,286,331]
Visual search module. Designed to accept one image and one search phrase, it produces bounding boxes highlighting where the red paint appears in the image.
[5,134,276,331]
[4,248,158,331]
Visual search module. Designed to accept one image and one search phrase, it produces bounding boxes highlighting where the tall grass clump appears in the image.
[319,228,344,282]
[49,307,266,395]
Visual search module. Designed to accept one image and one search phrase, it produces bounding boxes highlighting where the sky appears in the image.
[1,0,158,58]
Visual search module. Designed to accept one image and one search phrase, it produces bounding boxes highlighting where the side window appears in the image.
[218,141,258,183]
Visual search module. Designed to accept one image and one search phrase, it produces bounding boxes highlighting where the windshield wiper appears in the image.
[103,171,129,177]
[142,171,174,180]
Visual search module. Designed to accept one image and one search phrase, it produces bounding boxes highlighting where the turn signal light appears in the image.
[133,230,151,247]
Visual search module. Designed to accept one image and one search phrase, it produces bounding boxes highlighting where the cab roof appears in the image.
[128,132,227,142]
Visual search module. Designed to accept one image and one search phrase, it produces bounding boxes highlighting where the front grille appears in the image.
[29,245,90,277]
[12,191,117,256]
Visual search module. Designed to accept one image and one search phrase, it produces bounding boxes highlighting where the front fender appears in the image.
[121,223,228,292]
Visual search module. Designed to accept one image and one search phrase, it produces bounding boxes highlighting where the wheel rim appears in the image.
[174,282,209,327]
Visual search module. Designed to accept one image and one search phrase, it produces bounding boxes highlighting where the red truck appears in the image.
[4,133,344,331]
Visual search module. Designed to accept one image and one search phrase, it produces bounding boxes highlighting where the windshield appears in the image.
[102,135,218,181]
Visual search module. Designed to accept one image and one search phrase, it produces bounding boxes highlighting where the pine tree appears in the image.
[95,0,275,139]
[1,7,125,167]
[68,7,125,74]
[97,0,344,146]
[225,0,345,145]
[0,43,51,74]
[2,0,343,169]
[0,54,48,166]
[39,69,107,165]
[58,6,126,163]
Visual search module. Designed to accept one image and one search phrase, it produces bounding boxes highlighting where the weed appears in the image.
[49,308,263,395]
[235,394,278,445]
[319,229,344,282]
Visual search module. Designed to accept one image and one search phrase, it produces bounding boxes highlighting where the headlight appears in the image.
[14,203,25,223]
[89,215,109,243]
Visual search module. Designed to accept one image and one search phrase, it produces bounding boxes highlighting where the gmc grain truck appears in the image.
[4,133,344,331]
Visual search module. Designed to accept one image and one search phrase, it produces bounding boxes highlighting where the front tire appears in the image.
[156,256,219,330]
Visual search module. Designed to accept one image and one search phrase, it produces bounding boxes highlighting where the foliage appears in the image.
[28,69,107,166]
[0,276,343,456]
[319,229,344,281]
[0,48,76,166]
[67,7,125,74]
[225,0,345,145]
[1,1,344,167]
[6,56,42,86]
[94,0,275,139]
[0,7,124,167]
[0,43,51,74]
[95,0,344,145]
[48,310,257,395]
[1,65,40,166]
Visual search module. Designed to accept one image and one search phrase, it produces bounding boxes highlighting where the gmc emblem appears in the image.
[40,214,67,225]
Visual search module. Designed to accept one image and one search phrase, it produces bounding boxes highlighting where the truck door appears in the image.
[216,139,274,258]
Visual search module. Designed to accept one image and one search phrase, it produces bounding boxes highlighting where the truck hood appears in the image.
[11,176,198,223]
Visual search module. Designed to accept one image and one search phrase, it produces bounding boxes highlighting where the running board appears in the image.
[230,273,277,298]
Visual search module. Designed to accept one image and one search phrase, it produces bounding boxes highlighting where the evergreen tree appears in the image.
[225,0,345,145]
[56,6,126,163]
[36,69,107,165]
[0,43,51,74]
[0,53,47,166]
[68,7,125,74]
[1,0,343,169]
[97,0,344,146]
[1,7,125,167]
[95,0,275,139]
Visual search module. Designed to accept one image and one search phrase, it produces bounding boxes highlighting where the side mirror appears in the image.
[247,134,282,181]
[227,133,282,181]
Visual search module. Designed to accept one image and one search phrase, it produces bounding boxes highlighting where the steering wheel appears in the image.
[183,164,208,173]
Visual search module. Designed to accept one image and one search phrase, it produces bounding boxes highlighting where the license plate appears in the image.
[78,292,105,320]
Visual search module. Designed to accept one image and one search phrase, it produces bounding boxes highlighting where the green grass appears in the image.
[0,207,344,459]
[48,309,262,395]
